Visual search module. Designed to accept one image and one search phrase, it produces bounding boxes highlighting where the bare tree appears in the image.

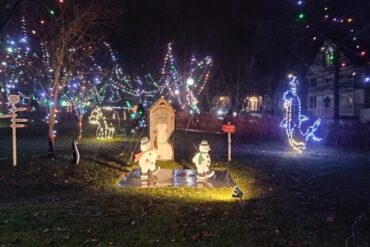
[18,0,118,158]
[217,53,256,113]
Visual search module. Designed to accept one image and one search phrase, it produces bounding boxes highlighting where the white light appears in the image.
[365,77,370,82]
[186,76,194,86]
[233,112,237,117]
[175,89,179,95]
[217,110,223,115]
[280,75,322,152]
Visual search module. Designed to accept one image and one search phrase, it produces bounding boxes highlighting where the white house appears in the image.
[304,41,369,119]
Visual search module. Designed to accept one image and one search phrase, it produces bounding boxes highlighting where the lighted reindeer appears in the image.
[88,107,115,139]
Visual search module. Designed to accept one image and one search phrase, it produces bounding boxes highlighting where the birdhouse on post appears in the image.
[149,97,175,161]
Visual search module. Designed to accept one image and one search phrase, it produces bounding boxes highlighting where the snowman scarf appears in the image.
[197,152,208,164]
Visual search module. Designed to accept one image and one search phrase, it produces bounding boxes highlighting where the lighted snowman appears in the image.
[154,119,173,160]
[135,137,160,178]
[192,140,215,179]
[8,93,20,105]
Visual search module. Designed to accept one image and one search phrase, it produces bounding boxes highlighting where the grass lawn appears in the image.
[0,125,369,246]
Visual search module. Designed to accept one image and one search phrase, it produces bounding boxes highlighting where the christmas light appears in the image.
[280,75,322,152]
[88,107,115,140]
[298,13,305,20]
[157,43,213,113]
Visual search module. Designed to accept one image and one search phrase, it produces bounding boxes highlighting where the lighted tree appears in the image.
[1,0,117,157]
[156,42,213,113]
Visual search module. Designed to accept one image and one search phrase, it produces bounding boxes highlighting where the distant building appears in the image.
[212,95,231,115]
[242,95,271,114]
[304,41,370,119]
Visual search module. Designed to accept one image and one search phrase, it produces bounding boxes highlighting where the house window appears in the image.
[309,96,317,108]
[249,96,258,111]
[323,97,331,107]
[310,78,317,87]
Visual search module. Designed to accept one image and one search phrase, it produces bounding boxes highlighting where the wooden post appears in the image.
[222,122,235,162]
[228,122,232,162]
[2,93,27,167]
[11,105,17,167]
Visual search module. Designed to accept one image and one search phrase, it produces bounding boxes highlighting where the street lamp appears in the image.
[186,76,195,113]
[186,76,194,86]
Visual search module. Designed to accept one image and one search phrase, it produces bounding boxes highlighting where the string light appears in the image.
[158,42,213,112]
[298,13,305,21]
[88,107,115,139]
[280,75,322,153]
[292,1,370,61]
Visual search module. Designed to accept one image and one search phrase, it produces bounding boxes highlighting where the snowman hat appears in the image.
[141,137,150,145]
[8,88,20,95]
[200,140,209,147]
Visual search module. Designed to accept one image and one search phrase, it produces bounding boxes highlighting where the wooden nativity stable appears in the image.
[148,97,176,161]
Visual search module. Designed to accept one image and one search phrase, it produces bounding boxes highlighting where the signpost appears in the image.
[0,93,28,166]
[222,122,236,162]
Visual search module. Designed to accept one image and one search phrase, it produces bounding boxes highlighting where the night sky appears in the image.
[108,0,370,93]
[111,1,273,77]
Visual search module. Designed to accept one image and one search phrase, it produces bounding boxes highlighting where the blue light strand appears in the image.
[280,75,322,152]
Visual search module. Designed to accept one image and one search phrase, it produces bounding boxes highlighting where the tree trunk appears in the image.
[78,115,83,142]
[48,102,56,159]
[48,54,63,158]
[333,47,340,119]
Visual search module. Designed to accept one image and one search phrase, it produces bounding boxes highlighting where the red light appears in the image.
[361,51,366,56]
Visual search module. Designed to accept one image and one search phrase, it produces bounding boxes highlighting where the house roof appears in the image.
[148,96,176,112]
[305,40,370,77]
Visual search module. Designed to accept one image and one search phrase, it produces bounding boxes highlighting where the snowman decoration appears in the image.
[154,120,173,160]
[135,137,160,178]
[192,140,215,179]
[8,93,21,105]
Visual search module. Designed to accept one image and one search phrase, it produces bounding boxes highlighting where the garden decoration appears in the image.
[72,137,80,165]
[135,137,160,179]
[149,97,175,161]
[280,75,322,152]
[0,92,27,166]
[222,122,236,162]
[88,107,115,139]
[192,140,215,179]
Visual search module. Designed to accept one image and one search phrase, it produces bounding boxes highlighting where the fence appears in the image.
[175,112,370,149]
[321,120,370,148]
